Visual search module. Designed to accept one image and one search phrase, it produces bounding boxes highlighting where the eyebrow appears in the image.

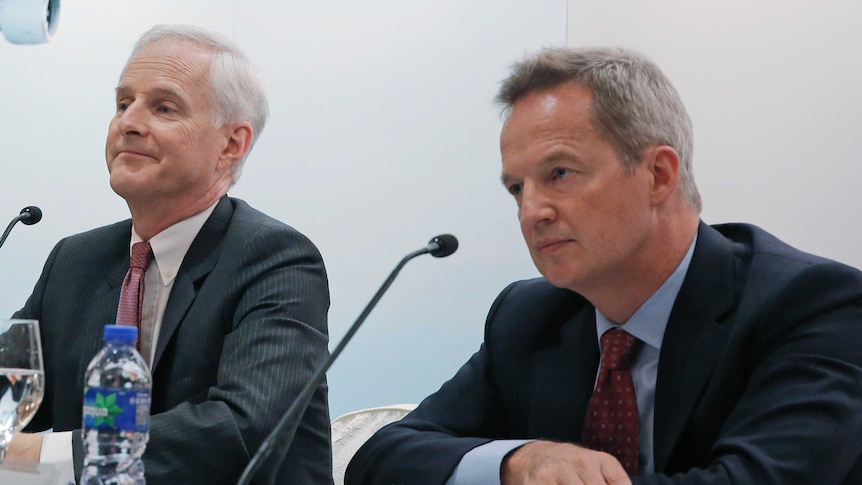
[500,150,578,186]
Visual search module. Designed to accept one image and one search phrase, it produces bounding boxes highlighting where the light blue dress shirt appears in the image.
[446,235,697,485]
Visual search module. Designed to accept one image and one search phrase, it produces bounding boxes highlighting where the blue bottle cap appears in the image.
[104,324,138,343]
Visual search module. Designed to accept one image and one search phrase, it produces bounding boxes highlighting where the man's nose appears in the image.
[116,103,149,136]
[518,185,556,227]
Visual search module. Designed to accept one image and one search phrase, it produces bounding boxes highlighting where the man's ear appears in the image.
[218,122,254,172]
[647,145,680,206]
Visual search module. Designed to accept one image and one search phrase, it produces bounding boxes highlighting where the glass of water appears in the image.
[0,319,44,463]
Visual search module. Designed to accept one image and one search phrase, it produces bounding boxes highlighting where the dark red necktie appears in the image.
[582,327,643,475]
[116,241,153,353]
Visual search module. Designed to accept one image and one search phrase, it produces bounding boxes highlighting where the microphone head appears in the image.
[428,234,458,258]
[19,206,42,225]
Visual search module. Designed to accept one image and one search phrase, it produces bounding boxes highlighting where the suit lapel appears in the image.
[529,303,600,441]
[60,225,131,426]
[653,222,740,471]
[152,197,234,370]
[76,257,128,383]
[98,222,133,336]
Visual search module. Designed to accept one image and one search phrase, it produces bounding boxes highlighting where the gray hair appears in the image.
[496,47,701,212]
[124,24,269,184]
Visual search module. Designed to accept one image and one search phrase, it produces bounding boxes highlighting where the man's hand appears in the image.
[7,433,43,462]
[501,440,632,485]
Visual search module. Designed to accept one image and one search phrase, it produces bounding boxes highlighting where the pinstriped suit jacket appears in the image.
[17,196,333,484]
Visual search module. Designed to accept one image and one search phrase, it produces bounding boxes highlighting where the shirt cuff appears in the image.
[40,431,75,483]
[445,440,534,485]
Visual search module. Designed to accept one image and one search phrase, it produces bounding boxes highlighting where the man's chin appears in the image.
[538,265,585,292]
[109,174,151,200]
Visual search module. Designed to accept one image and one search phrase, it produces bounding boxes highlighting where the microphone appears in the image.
[237,234,459,485]
[0,206,43,249]
[426,233,458,258]
[19,206,43,225]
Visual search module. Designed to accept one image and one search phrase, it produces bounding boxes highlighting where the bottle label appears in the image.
[83,387,151,432]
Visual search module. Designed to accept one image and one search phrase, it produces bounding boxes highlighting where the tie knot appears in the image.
[130,241,153,270]
[600,328,642,370]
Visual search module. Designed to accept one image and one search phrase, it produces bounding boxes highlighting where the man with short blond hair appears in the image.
[346,47,862,485]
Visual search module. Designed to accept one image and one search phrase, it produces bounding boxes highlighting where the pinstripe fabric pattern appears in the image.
[17,196,333,485]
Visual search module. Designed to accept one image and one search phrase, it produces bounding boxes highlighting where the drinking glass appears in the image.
[0,319,44,463]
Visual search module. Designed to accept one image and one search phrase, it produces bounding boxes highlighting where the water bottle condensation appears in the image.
[81,325,152,485]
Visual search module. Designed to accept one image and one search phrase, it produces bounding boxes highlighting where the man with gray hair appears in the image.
[9,24,332,484]
[346,47,862,484]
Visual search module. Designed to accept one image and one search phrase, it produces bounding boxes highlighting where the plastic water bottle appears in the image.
[81,325,152,485]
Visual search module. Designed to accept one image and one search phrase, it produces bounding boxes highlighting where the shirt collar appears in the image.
[129,201,219,286]
[595,232,698,351]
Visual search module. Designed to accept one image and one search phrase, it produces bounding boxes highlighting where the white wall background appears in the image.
[0,0,563,419]
[568,0,862,270]
[1,1,858,421]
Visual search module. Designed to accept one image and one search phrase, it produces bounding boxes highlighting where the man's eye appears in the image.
[507,184,522,196]
[117,102,129,111]
[552,167,572,179]
[157,105,173,114]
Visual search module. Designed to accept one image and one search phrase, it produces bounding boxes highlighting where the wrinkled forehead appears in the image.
[119,39,214,88]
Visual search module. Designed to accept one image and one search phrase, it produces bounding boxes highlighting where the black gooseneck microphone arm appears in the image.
[0,206,43,249]
[236,234,459,485]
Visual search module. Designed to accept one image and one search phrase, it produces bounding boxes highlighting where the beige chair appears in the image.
[331,403,417,485]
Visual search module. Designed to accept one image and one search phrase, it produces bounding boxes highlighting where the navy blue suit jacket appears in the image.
[18,196,333,484]
[347,222,862,484]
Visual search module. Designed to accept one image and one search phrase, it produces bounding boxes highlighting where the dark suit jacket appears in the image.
[346,222,862,484]
[18,196,334,484]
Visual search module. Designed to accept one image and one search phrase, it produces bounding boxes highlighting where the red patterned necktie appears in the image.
[116,241,153,354]
[582,327,643,475]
